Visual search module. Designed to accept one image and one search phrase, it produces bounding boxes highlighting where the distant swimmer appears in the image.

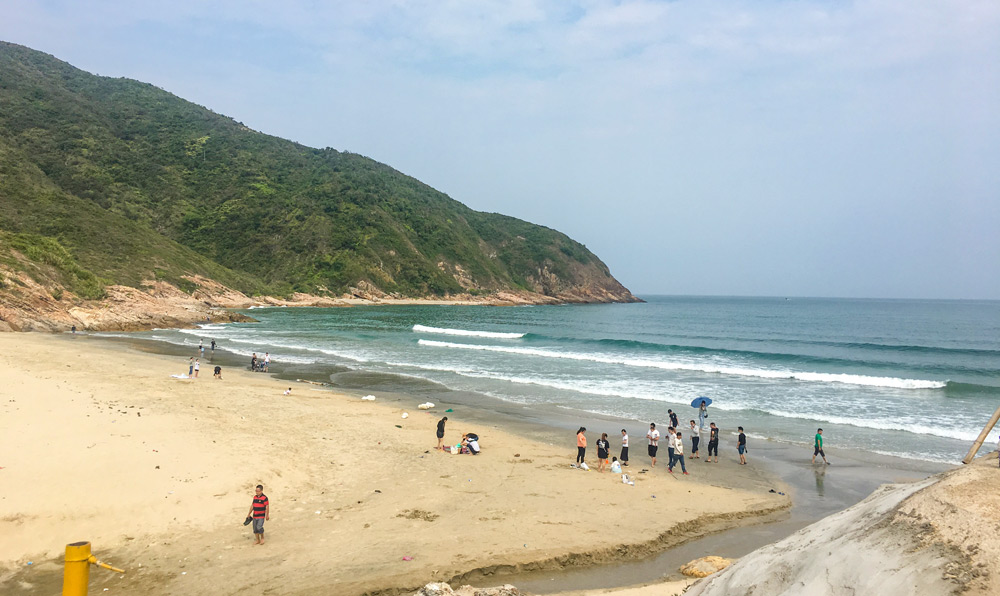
[812,428,829,465]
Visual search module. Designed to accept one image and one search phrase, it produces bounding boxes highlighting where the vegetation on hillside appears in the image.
[0,41,634,301]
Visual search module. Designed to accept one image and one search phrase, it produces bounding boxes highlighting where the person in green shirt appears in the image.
[812,428,829,465]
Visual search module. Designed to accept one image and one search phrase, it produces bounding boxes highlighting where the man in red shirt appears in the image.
[247,484,270,545]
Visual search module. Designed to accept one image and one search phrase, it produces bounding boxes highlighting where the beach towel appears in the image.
[170,374,191,379]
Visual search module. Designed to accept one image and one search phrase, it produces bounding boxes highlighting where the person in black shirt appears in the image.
[668,409,679,429]
[708,422,719,463]
[596,433,610,472]
[738,426,747,465]
[436,416,448,450]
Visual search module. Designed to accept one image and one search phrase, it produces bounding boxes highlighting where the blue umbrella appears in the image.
[691,397,712,408]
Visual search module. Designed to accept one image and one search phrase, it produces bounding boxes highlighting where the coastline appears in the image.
[1,331,953,595]
[1,332,783,596]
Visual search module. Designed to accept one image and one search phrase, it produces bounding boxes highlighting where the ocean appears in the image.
[109,296,1000,464]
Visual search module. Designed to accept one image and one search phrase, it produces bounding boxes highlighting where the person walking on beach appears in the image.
[708,422,719,463]
[436,416,448,450]
[597,433,610,472]
[251,353,257,371]
[247,484,270,545]
[193,359,200,378]
[689,420,700,459]
[698,400,708,429]
[210,339,216,354]
[667,427,677,469]
[668,409,679,429]
[576,427,587,466]
[264,353,270,372]
[188,357,194,377]
[670,432,689,475]
[620,429,629,467]
[812,428,829,464]
[199,340,204,357]
[737,426,747,465]
[646,423,660,467]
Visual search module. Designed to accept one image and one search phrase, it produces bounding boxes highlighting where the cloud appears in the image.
[1,0,998,297]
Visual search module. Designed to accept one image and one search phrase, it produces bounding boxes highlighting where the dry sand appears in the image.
[0,333,786,595]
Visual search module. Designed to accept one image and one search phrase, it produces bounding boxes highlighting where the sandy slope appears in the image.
[0,334,784,596]
[683,455,1000,596]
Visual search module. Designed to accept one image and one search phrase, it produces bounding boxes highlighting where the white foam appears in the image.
[756,408,981,442]
[412,325,524,339]
[416,340,946,390]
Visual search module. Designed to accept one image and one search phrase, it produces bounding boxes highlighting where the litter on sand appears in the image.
[401,412,409,419]
[417,402,435,410]
[361,395,376,401]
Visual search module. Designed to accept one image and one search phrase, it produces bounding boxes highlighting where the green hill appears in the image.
[0,41,636,303]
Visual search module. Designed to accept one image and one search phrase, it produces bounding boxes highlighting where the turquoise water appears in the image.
[116,296,1000,463]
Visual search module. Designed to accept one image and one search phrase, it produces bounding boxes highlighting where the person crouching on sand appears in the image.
[576,427,587,465]
[596,432,610,472]
[436,416,448,450]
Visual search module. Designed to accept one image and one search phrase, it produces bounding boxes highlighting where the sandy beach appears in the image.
[0,333,788,595]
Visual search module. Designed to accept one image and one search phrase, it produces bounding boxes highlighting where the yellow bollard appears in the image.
[62,541,125,596]
[63,542,92,596]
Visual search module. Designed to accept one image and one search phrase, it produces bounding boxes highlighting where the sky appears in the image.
[2,1,999,299]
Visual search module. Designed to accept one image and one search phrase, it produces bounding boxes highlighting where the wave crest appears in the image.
[416,339,946,390]
[412,325,524,339]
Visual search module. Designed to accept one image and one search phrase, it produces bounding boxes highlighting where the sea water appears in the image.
[115,296,1000,464]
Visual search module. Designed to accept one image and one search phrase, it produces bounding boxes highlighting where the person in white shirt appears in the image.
[646,423,660,467]
[689,420,701,459]
[620,429,630,467]
[670,432,689,474]
[667,427,677,469]
[610,457,622,473]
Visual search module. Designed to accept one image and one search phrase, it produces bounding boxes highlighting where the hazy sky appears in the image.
[2,1,999,299]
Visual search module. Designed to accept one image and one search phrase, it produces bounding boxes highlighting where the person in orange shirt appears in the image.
[576,427,587,465]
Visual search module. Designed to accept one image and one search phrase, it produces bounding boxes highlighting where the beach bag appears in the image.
[450,445,459,455]
[579,462,589,471]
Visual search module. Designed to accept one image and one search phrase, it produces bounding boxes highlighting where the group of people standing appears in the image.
[573,401,761,474]
[250,352,270,372]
